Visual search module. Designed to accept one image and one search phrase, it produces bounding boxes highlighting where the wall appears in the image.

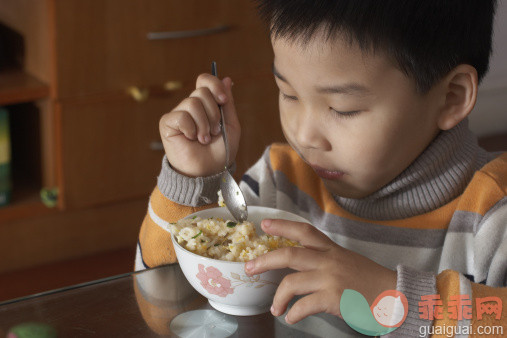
[469,0,507,137]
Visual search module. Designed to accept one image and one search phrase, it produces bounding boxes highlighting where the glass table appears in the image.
[0,264,365,337]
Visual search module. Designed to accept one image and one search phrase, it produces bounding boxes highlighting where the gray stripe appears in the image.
[475,196,507,234]
[262,145,273,177]
[447,210,482,233]
[275,171,448,248]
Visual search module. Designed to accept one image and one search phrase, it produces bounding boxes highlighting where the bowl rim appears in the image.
[170,206,308,266]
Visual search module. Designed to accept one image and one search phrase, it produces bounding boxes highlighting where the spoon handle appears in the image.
[211,61,229,170]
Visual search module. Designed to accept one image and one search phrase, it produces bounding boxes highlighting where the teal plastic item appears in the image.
[7,322,57,338]
[0,107,11,207]
[340,289,398,336]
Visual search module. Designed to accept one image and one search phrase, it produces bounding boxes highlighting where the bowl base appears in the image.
[209,300,270,316]
[170,309,238,337]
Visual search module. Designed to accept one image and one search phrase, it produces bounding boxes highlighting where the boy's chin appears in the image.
[322,179,373,199]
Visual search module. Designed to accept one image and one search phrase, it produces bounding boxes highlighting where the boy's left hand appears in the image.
[244,219,397,324]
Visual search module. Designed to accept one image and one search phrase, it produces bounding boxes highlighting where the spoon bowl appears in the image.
[220,171,248,222]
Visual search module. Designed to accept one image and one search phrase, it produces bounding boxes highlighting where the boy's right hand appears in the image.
[159,73,240,177]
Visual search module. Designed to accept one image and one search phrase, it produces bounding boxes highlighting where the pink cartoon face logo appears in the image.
[371,290,409,328]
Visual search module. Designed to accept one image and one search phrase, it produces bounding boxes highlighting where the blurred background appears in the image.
[0,0,505,302]
[470,0,507,137]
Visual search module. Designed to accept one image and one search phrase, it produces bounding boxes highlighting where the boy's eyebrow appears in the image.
[272,63,371,96]
[315,83,371,96]
[272,63,289,83]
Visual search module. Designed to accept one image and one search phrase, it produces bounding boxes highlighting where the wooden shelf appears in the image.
[0,185,55,225]
[0,70,50,106]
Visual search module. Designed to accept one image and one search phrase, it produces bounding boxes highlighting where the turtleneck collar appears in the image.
[333,119,495,220]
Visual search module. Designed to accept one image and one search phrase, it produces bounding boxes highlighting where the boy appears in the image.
[136,1,506,336]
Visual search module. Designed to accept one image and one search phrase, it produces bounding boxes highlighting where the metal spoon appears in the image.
[211,61,248,222]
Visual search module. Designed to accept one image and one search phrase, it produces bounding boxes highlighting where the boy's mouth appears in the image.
[311,165,345,180]
[288,142,346,180]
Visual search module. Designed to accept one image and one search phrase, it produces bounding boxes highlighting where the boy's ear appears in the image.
[436,64,478,130]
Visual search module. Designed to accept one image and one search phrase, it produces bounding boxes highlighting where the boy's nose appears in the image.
[295,111,330,150]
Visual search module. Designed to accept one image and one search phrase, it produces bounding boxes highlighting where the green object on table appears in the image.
[0,107,11,207]
[40,187,58,208]
[7,322,57,338]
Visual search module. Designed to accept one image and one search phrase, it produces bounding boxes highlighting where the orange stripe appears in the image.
[455,153,507,216]
[139,187,217,267]
[481,153,507,190]
[139,214,176,267]
[455,171,505,216]
[150,187,214,222]
[269,144,457,229]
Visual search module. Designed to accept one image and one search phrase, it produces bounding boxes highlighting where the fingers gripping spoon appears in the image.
[212,61,248,222]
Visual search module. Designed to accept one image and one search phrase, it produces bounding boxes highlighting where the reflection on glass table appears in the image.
[0,264,365,337]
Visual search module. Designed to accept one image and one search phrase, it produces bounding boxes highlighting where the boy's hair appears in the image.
[255,0,497,93]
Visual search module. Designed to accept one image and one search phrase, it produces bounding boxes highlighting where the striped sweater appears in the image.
[136,120,507,337]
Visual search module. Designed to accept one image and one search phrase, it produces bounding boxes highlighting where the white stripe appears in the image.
[438,232,475,275]
[323,230,442,272]
[275,193,483,278]
[474,204,507,285]
[135,243,146,271]
[148,200,171,233]
[275,193,443,272]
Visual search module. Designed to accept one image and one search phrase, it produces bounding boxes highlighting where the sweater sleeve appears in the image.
[135,156,232,271]
[386,202,507,337]
[431,201,507,337]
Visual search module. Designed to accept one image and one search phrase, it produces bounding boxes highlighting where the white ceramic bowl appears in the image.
[171,206,310,316]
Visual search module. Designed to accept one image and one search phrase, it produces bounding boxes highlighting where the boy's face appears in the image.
[272,31,443,199]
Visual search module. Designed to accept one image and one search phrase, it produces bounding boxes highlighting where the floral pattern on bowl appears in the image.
[173,206,311,315]
[196,264,278,298]
[196,264,233,297]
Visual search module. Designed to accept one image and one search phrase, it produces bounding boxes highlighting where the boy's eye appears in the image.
[281,92,298,101]
[329,107,361,118]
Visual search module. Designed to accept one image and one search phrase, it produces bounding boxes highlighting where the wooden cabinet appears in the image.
[52,0,282,209]
[53,0,274,98]
[58,97,165,208]
[60,73,281,209]
[0,0,283,273]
